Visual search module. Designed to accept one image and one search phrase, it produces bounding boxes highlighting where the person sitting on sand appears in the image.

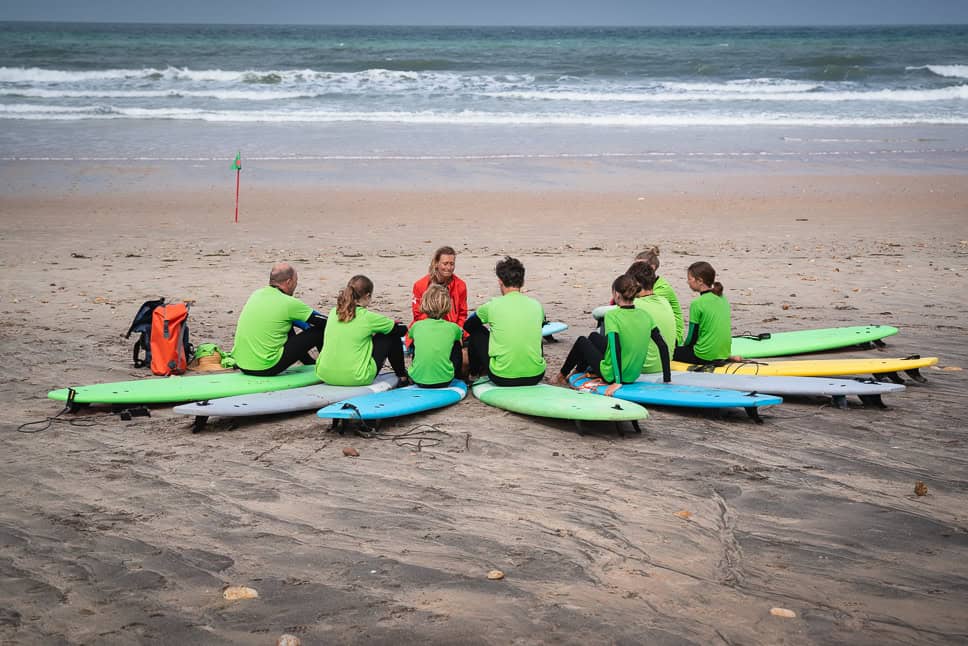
[634,246,684,345]
[556,274,671,393]
[315,275,409,387]
[231,261,326,376]
[626,262,677,375]
[673,261,733,364]
[408,285,464,388]
[411,245,468,333]
[464,256,545,386]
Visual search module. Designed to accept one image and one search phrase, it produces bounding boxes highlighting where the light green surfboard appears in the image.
[48,366,321,406]
[731,325,898,358]
[471,380,648,422]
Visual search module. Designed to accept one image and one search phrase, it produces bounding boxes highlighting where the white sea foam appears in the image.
[489,85,968,103]
[2,88,310,101]
[3,103,966,126]
[909,65,968,79]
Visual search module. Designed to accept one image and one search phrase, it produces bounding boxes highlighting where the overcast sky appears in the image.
[2,0,967,26]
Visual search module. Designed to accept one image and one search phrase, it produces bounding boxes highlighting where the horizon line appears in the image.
[2,19,966,28]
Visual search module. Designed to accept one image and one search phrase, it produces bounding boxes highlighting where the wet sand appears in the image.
[1,162,967,645]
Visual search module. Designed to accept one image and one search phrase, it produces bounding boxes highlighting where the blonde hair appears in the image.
[336,275,373,322]
[634,245,661,270]
[420,284,452,320]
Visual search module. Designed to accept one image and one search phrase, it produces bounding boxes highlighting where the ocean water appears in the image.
[1,22,967,166]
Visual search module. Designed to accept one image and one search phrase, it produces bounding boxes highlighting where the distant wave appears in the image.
[909,65,968,79]
[488,86,968,103]
[0,66,535,92]
[1,88,311,101]
[3,103,966,126]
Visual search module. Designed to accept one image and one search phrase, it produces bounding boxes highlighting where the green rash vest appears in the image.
[408,318,463,385]
[316,307,395,386]
[476,290,546,379]
[653,276,684,345]
[231,286,314,371]
[599,306,654,384]
[686,291,732,361]
[634,294,677,374]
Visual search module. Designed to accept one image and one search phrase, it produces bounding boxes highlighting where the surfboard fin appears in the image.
[745,407,764,424]
[859,394,886,408]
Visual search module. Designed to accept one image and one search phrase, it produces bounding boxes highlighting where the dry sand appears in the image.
[1,164,968,645]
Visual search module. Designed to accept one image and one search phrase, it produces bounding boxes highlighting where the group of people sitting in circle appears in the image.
[229,245,733,393]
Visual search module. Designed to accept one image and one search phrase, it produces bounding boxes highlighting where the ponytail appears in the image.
[336,275,373,322]
[634,245,661,270]
[688,261,723,295]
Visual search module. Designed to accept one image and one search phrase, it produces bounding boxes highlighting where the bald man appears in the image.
[230,262,326,376]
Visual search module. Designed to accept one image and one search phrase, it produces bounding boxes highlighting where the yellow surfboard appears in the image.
[672,356,938,380]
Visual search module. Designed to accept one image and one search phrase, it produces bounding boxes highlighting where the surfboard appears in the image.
[636,371,905,408]
[173,373,399,419]
[317,379,467,421]
[591,306,897,357]
[471,379,647,422]
[49,365,321,407]
[730,325,898,358]
[543,321,568,337]
[568,373,782,420]
[672,356,937,380]
[469,310,566,338]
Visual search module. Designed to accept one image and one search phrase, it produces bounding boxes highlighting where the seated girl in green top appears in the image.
[635,246,684,345]
[673,261,733,364]
[556,274,671,395]
[315,275,409,387]
[409,284,464,388]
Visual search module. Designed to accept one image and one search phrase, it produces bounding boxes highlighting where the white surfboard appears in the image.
[173,373,399,428]
[635,372,904,408]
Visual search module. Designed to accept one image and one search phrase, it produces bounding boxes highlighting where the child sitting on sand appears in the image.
[635,246,684,345]
[464,256,546,386]
[408,284,464,387]
[673,261,733,364]
[556,274,671,393]
[625,262,677,375]
[315,275,409,387]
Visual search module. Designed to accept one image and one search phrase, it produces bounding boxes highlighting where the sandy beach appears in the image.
[1,158,968,644]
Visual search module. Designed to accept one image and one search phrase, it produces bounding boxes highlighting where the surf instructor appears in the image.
[230,261,326,376]
[410,245,468,334]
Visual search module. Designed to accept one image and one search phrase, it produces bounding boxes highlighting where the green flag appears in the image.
[231,151,242,171]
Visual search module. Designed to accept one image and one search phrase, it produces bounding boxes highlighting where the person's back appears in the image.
[634,294,676,374]
[231,262,320,375]
[317,305,394,386]
[599,305,654,384]
[689,290,732,361]
[466,256,546,386]
[653,276,684,345]
[410,317,463,386]
[478,290,545,379]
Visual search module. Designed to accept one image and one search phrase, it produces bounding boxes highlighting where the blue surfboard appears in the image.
[542,321,568,337]
[317,379,467,421]
[469,311,566,338]
[568,373,782,411]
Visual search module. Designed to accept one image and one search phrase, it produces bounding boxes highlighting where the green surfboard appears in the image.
[731,325,898,358]
[471,380,648,422]
[48,366,321,406]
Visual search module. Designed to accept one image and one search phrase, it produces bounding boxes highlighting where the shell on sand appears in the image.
[277,635,302,646]
[770,607,796,618]
[487,570,505,580]
[223,585,259,600]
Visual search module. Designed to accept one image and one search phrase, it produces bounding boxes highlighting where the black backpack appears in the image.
[125,298,165,368]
